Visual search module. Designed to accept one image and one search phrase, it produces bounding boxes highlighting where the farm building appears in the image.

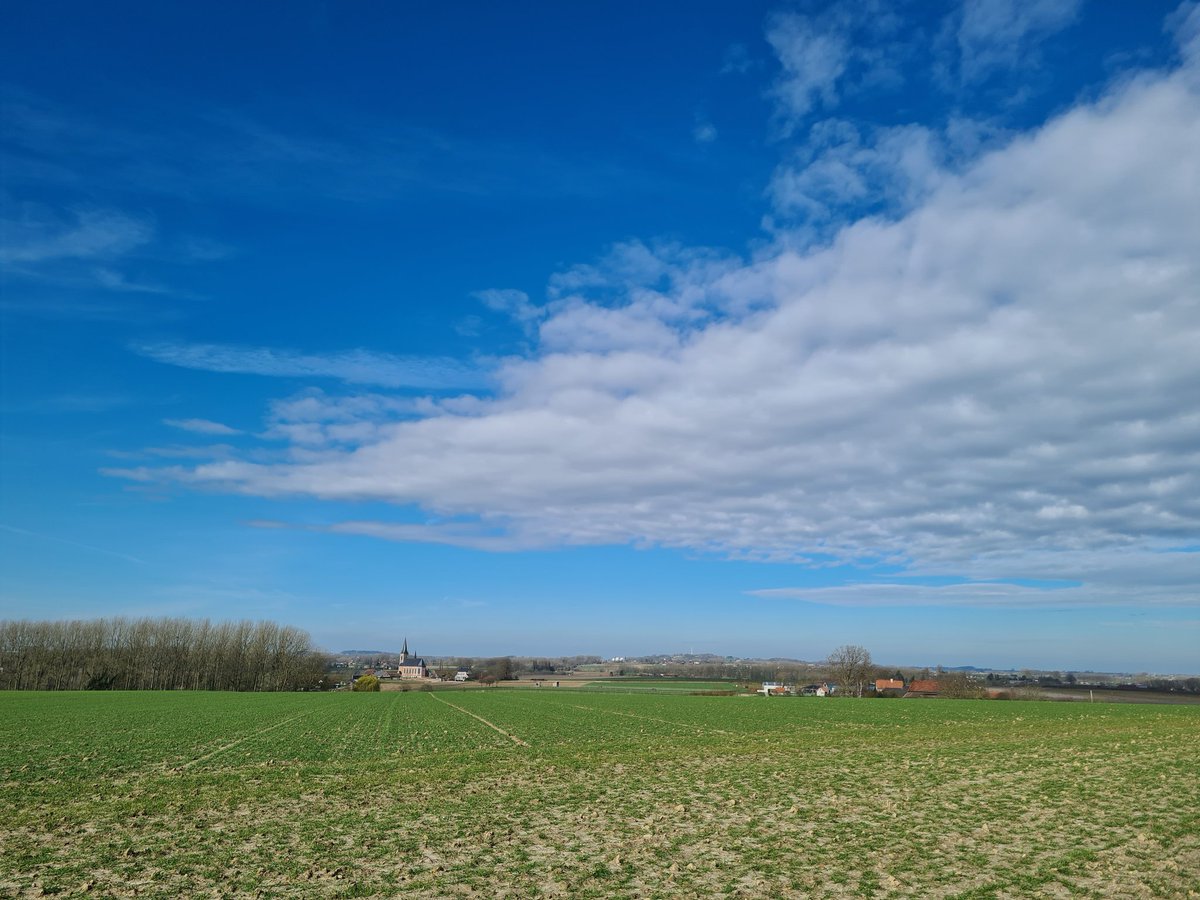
[906,679,939,697]
[876,678,905,694]
[395,638,429,678]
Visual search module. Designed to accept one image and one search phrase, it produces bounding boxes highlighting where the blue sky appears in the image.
[2,1,1199,672]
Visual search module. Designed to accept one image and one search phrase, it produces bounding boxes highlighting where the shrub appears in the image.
[352,674,380,692]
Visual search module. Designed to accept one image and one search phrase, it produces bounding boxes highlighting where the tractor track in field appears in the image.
[172,712,313,771]
[428,694,529,746]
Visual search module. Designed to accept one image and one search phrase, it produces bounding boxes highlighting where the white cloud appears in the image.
[134,341,487,390]
[110,51,1200,607]
[260,388,436,447]
[720,44,756,76]
[749,572,1197,609]
[765,3,905,134]
[951,0,1083,83]
[693,121,718,144]
[91,267,172,294]
[324,521,535,553]
[473,288,544,335]
[0,199,194,299]
[0,205,153,265]
[766,11,850,131]
[1168,1,1200,63]
[163,418,242,436]
[769,120,945,222]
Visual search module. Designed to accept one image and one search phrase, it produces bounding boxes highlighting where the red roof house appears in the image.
[906,679,939,696]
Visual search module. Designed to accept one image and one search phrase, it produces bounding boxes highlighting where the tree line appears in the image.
[0,617,329,691]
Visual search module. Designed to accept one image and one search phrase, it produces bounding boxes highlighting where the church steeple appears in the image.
[400,637,409,663]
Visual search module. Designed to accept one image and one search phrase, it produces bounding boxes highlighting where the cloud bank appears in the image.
[113,29,1200,608]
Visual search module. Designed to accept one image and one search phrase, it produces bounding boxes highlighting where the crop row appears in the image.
[2,690,1198,898]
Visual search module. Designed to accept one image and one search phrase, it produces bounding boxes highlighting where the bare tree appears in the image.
[0,617,329,692]
[938,669,984,699]
[826,644,873,697]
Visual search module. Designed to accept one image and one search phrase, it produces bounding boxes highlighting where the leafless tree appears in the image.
[0,617,328,691]
[826,644,873,697]
[937,669,984,699]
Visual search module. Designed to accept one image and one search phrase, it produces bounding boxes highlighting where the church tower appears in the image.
[395,638,427,679]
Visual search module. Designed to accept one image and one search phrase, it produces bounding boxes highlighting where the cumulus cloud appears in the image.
[769,120,946,223]
[134,341,487,390]
[109,49,1200,607]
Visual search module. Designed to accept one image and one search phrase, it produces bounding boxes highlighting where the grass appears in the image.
[576,679,741,693]
[2,690,1198,898]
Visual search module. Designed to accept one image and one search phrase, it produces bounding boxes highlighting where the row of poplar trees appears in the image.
[0,617,329,691]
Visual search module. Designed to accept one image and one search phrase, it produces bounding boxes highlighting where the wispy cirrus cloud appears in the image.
[133,341,488,390]
[748,565,1198,609]
[163,418,242,436]
[247,519,538,553]
[0,206,153,265]
[0,196,194,303]
[0,524,148,566]
[1,85,661,211]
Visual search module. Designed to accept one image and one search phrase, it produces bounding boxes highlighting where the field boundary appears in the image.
[429,694,529,746]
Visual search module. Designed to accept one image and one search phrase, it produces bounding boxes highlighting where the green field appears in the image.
[577,680,740,693]
[2,691,1198,898]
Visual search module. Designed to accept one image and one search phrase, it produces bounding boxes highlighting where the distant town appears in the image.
[330,644,1200,702]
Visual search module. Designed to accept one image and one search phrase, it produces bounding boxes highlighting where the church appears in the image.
[395,638,429,678]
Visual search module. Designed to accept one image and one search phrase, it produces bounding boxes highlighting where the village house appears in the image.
[876,678,905,695]
[395,638,429,678]
[906,679,939,697]
[800,682,835,696]
[758,681,794,696]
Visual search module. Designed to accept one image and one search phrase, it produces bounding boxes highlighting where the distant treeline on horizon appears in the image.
[0,617,327,691]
